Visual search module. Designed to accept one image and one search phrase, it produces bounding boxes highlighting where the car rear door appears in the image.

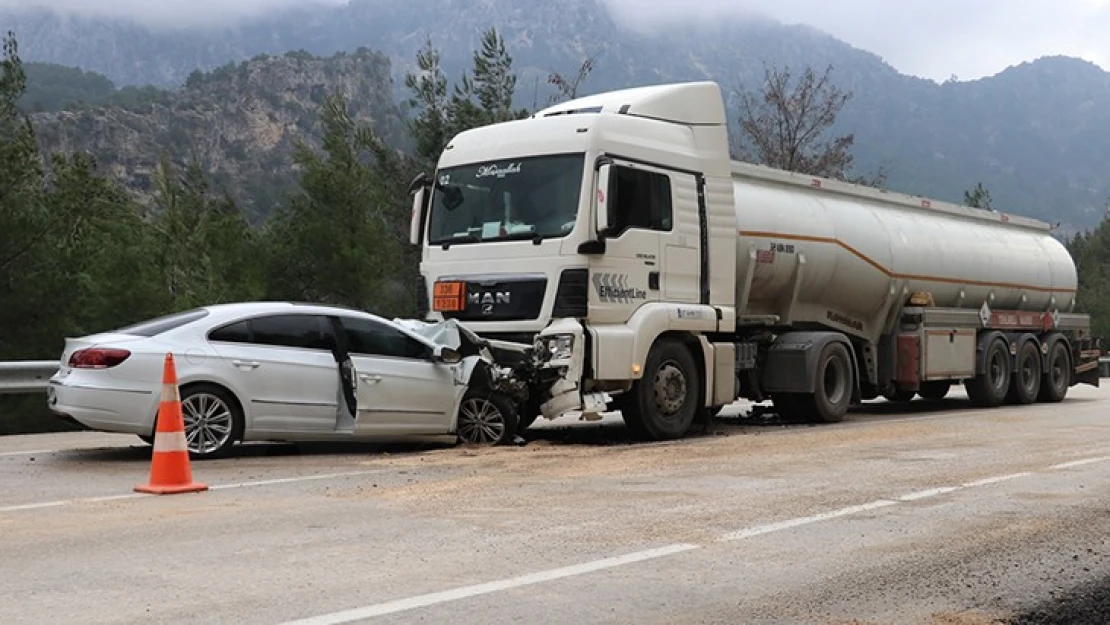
[207,313,340,433]
[334,315,461,435]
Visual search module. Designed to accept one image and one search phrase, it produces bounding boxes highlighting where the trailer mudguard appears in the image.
[761,331,861,401]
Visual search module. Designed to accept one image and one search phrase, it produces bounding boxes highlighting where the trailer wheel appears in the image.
[965,336,1011,407]
[1037,339,1071,403]
[620,338,699,440]
[918,381,951,401]
[799,342,853,423]
[1006,338,1042,405]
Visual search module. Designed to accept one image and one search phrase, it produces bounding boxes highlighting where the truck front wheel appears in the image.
[620,338,700,441]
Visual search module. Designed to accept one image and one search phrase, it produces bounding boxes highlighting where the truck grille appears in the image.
[439,275,547,322]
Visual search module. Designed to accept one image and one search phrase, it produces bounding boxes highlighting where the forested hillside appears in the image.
[3,0,1110,231]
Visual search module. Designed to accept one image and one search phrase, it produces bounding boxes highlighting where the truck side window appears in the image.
[608,166,673,236]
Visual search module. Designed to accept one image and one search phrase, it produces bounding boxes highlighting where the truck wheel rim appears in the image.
[458,398,506,444]
[988,347,1008,392]
[1049,347,1068,391]
[182,393,233,455]
[1020,351,1038,393]
[653,362,687,416]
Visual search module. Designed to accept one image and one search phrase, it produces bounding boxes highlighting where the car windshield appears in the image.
[428,153,585,246]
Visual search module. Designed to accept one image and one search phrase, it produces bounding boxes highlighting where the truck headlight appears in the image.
[536,334,574,362]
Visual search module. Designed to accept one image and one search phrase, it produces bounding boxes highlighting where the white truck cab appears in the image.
[409,82,741,436]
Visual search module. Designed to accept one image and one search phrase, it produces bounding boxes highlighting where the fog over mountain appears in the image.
[5,0,1109,81]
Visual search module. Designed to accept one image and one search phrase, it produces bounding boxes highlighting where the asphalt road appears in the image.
[3,386,1110,624]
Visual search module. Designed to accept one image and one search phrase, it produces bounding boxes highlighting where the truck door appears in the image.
[594,160,700,320]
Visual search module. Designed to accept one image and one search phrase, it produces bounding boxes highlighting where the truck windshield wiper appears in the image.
[499,231,545,245]
[439,233,481,249]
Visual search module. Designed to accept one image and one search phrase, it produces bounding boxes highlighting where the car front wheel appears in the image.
[456,391,518,446]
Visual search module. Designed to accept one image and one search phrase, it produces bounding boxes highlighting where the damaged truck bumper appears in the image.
[534,319,610,420]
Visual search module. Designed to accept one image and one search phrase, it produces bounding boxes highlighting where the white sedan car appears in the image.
[47,302,522,458]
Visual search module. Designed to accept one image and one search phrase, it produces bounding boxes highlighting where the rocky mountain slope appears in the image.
[4,0,1109,231]
[25,49,407,220]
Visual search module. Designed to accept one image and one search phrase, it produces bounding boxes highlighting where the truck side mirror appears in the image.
[409,187,427,246]
[595,163,612,236]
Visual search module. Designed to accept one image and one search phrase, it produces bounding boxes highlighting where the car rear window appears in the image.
[116,309,210,337]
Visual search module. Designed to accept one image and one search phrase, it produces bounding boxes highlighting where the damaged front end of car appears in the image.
[394,317,534,410]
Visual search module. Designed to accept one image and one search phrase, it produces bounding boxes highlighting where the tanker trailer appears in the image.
[728,160,1102,422]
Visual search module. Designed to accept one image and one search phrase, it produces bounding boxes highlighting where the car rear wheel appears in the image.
[180,384,242,460]
[457,391,518,446]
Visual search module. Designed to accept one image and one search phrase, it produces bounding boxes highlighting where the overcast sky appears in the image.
[3,0,1108,82]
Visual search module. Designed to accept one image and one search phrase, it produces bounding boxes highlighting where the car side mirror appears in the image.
[433,345,463,364]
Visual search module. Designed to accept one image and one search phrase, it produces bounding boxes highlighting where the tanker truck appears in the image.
[406,81,1102,440]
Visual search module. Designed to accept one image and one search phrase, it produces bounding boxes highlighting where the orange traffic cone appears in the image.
[135,353,208,495]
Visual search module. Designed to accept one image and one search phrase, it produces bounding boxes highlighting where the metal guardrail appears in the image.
[0,361,60,395]
[1,358,1109,395]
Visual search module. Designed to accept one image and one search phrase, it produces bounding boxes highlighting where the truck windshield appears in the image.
[428,153,585,246]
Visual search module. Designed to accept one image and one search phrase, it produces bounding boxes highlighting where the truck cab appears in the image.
[409,82,742,436]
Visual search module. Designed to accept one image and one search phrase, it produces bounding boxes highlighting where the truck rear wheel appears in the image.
[620,338,699,440]
[1038,338,1070,403]
[1006,338,1042,405]
[797,342,853,423]
[965,336,1011,407]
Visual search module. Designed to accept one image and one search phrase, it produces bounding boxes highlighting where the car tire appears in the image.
[457,390,519,446]
[177,383,243,460]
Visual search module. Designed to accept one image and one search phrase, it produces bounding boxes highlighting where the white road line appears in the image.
[962,472,1032,488]
[1050,456,1110,470]
[897,486,963,501]
[0,469,388,514]
[720,500,898,542]
[209,471,386,491]
[283,457,1110,623]
[280,543,702,625]
[0,449,59,458]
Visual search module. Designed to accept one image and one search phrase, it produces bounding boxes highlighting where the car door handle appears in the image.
[232,360,260,370]
[359,374,382,384]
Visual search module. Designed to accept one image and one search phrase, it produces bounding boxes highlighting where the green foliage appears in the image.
[19,62,116,112]
[1067,211,1110,341]
[404,27,530,166]
[263,91,414,317]
[963,182,994,210]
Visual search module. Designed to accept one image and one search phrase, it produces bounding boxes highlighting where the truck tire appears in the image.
[620,338,700,440]
[1038,338,1071,403]
[965,336,1011,408]
[917,381,951,401]
[797,342,853,423]
[1006,337,1042,405]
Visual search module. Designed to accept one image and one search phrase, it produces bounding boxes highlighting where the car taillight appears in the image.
[68,348,131,369]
